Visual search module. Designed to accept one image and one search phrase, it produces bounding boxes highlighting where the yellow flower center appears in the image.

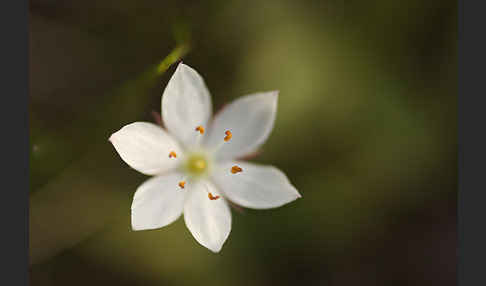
[170,126,240,199]
[185,153,208,176]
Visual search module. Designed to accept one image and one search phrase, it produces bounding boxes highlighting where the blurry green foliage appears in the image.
[30,0,456,285]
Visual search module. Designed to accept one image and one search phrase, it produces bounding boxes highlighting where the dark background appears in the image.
[29,0,457,285]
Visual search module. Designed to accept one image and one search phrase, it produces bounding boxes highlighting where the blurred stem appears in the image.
[30,42,190,191]
[156,44,190,74]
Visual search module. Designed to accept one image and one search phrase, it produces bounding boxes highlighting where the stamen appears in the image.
[224,130,232,142]
[210,130,233,154]
[231,165,243,174]
[194,126,205,147]
[208,193,220,200]
[169,151,177,158]
[195,125,205,134]
[178,181,186,189]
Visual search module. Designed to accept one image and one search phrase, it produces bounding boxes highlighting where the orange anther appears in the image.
[224,130,232,142]
[208,193,220,200]
[195,126,205,134]
[178,181,186,189]
[169,151,177,158]
[231,165,243,174]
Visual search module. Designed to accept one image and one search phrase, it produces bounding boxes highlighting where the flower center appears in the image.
[169,125,242,200]
[185,153,209,176]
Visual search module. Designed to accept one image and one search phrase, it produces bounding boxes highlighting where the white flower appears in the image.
[109,63,301,252]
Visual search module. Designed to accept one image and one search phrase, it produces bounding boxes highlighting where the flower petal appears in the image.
[162,63,212,147]
[211,161,301,209]
[109,122,183,175]
[183,181,231,252]
[204,91,278,160]
[131,173,187,231]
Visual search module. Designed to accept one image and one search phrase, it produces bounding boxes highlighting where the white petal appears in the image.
[162,63,212,147]
[211,161,301,209]
[183,181,231,252]
[109,122,183,175]
[131,173,187,231]
[204,92,278,160]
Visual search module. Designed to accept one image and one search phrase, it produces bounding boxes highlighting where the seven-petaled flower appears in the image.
[109,63,302,252]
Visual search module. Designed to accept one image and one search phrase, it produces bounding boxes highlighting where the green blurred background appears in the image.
[29,0,457,285]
